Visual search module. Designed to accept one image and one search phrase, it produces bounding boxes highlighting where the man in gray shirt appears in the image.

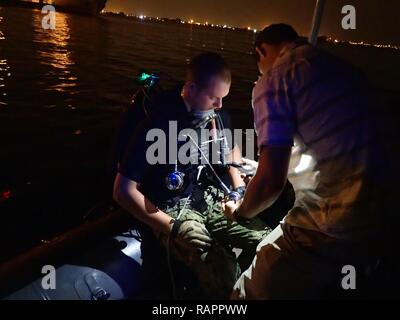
[224,24,396,299]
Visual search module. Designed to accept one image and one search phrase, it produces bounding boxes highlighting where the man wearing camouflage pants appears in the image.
[113,52,271,298]
[160,185,269,298]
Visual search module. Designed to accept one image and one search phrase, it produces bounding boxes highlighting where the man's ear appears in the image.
[259,43,269,57]
[255,46,264,60]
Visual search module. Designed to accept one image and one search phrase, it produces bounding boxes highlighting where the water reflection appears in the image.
[32,11,77,93]
[0,10,10,107]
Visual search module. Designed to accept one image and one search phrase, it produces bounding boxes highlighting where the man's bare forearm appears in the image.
[228,167,246,189]
[238,173,284,219]
[228,145,246,189]
[113,174,173,235]
[237,145,291,219]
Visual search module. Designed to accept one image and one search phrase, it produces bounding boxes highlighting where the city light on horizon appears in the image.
[105,0,400,47]
[101,9,400,50]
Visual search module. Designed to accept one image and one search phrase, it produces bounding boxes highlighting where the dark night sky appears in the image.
[106,0,400,45]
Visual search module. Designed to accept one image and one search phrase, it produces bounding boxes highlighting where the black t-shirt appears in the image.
[118,86,233,206]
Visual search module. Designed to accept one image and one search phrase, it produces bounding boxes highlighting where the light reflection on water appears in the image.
[0,9,9,107]
[0,7,258,112]
[32,11,78,94]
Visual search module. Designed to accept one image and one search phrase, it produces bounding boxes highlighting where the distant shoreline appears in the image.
[0,3,398,49]
[101,11,258,34]
[100,11,400,50]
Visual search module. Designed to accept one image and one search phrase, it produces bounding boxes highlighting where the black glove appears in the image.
[170,219,213,252]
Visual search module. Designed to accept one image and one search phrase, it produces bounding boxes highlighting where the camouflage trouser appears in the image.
[160,185,271,299]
